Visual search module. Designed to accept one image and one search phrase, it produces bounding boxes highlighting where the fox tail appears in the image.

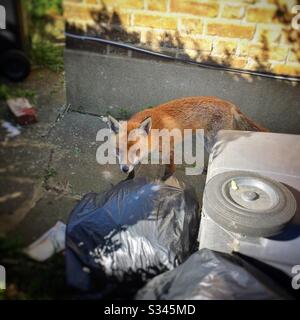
[232,108,269,132]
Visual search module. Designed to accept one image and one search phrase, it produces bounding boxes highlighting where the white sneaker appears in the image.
[23,221,66,262]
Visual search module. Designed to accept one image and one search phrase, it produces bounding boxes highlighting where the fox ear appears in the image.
[107,115,120,134]
[139,117,152,135]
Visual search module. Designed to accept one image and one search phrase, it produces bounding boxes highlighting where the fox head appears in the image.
[107,115,152,174]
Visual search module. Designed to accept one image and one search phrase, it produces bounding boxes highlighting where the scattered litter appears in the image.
[23,221,66,262]
[231,180,238,191]
[1,121,21,138]
[7,97,37,125]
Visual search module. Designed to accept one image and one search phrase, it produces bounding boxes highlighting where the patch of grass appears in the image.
[118,107,130,120]
[106,105,153,120]
[26,0,63,20]
[43,167,57,187]
[141,105,153,110]
[0,236,68,300]
[30,37,64,72]
[0,84,37,104]
[25,0,64,72]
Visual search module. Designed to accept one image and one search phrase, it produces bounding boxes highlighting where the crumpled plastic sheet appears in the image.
[135,249,292,300]
[65,177,200,299]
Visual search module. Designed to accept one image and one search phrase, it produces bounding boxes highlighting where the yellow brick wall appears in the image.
[64,0,300,77]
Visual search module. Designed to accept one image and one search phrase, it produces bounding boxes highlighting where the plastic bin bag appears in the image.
[65,177,200,299]
[136,249,293,300]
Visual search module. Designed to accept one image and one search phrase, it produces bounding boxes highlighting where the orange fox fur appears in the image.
[108,96,268,178]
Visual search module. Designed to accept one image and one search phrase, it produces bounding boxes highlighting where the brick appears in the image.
[180,18,203,34]
[112,12,131,26]
[267,0,296,7]
[85,0,98,4]
[271,64,300,76]
[230,57,248,69]
[207,55,248,69]
[256,25,281,43]
[102,0,144,10]
[207,22,255,39]
[157,31,179,47]
[288,50,300,63]
[170,0,219,18]
[246,6,277,23]
[64,4,93,20]
[206,53,224,65]
[249,44,288,61]
[182,49,199,59]
[134,14,177,30]
[180,36,212,51]
[147,0,167,11]
[238,39,249,56]
[222,5,245,19]
[213,39,238,56]
[225,0,256,2]
[113,27,141,43]
[140,30,179,48]
[246,59,271,72]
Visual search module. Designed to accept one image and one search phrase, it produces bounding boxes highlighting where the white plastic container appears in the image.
[198,131,300,276]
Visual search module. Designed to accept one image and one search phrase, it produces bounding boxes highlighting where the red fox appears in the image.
[107,96,268,178]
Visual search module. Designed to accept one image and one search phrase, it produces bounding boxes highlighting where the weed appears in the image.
[43,167,57,187]
[25,0,64,72]
[30,37,64,72]
[141,105,153,110]
[0,84,37,104]
[118,107,130,119]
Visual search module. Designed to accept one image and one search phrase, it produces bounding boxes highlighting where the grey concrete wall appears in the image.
[65,48,300,134]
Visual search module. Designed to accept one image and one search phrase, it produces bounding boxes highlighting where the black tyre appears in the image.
[0,50,31,81]
[204,171,297,237]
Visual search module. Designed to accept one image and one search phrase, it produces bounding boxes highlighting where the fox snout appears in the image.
[120,164,135,174]
[120,165,129,173]
[107,115,152,176]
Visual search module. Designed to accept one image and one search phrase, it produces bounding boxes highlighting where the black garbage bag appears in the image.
[65,177,200,299]
[135,249,293,300]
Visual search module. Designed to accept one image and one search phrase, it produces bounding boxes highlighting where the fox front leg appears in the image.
[162,151,176,180]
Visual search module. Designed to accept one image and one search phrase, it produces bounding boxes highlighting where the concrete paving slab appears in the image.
[0,177,43,234]
[0,141,53,178]
[9,194,78,245]
[47,111,125,195]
